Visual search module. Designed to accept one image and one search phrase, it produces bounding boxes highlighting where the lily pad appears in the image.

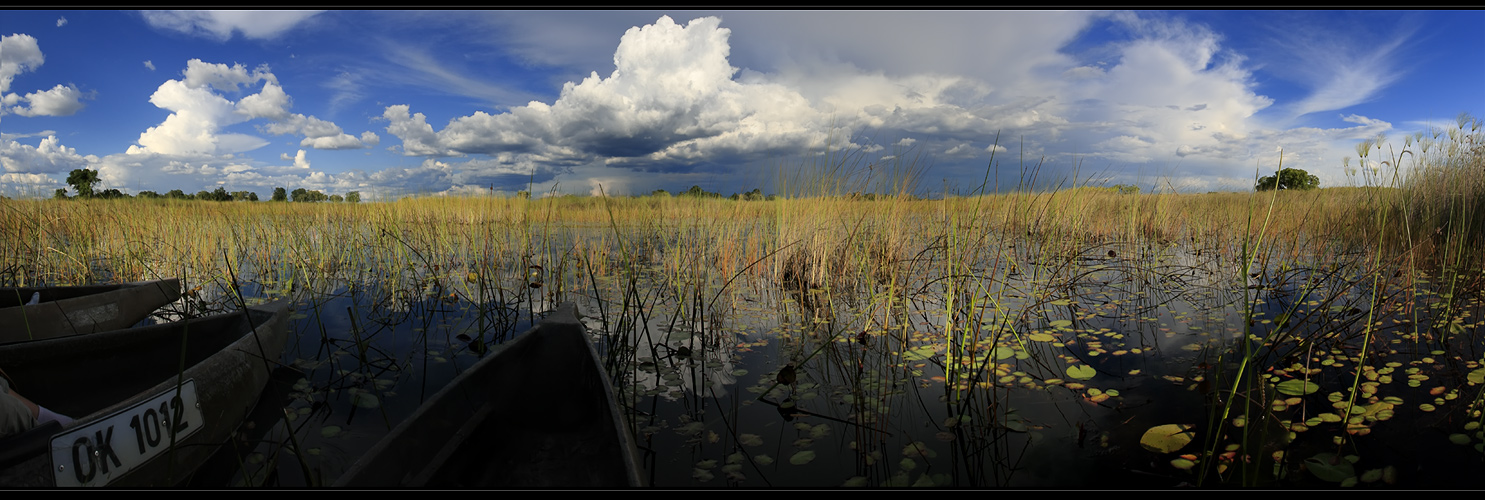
[1139,424,1196,454]
[1304,453,1355,482]
[790,450,816,465]
[351,392,380,409]
[1004,418,1028,433]
[903,347,937,361]
[1276,379,1319,396]
[901,441,936,458]
[912,473,947,487]
[1066,365,1096,380]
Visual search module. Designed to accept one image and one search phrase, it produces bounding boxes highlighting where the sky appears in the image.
[2,9,1482,200]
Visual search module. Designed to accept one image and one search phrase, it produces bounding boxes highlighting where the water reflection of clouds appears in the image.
[574,298,749,401]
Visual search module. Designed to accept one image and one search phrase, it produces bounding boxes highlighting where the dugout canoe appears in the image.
[0,299,290,487]
[0,279,183,344]
[333,302,645,488]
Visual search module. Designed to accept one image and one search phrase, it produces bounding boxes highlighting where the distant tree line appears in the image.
[646,186,777,201]
[52,169,360,203]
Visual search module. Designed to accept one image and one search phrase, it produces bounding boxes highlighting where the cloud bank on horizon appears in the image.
[2,10,1481,199]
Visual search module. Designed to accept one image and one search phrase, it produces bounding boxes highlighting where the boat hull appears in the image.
[333,302,644,488]
[0,300,290,487]
[0,279,183,344]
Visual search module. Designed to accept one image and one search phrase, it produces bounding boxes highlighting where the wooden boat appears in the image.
[0,278,183,344]
[184,366,305,488]
[333,302,645,488]
[0,299,291,487]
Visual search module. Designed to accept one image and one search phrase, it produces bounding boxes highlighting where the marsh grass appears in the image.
[0,119,1482,487]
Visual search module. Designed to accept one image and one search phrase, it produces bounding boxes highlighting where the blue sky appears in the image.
[3,10,1481,200]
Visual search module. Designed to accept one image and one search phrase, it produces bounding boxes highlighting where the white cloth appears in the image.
[37,406,73,427]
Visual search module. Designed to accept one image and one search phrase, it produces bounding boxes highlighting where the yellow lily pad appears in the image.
[1140,424,1196,454]
[1067,365,1096,380]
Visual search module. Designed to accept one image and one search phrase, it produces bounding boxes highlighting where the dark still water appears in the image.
[192,247,1484,488]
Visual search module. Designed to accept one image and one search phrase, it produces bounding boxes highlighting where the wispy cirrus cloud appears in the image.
[1251,12,1421,123]
[373,40,547,109]
[139,10,323,41]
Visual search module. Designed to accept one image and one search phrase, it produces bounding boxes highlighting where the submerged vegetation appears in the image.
[1,113,1482,487]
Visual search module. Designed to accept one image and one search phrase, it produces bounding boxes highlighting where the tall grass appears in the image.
[0,117,1480,486]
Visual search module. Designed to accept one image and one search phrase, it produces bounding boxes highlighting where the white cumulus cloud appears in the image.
[130,77,266,155]
[1,34,88,119]
[281,149,310,169]
[381,16,846,172]
[9,84,88,117]
[130,59,374,156]
[0,34,45,94]
[1,135,98,174]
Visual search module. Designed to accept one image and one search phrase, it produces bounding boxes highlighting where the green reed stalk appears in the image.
[1200,151,1284,486]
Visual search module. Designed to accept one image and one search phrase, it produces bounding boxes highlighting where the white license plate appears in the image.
[49,379,205,487]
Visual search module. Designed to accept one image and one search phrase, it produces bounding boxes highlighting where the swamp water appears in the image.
[165,239,1484,488]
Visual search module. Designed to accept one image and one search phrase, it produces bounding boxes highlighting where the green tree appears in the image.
[166,189,189,200]
[682,185,720,198]
[66,168,99,198]
[1256,168,1320,191]
[137,191,161,199]
[329,194,344,202]
[211,187,230,201]
[290,188,308,202]
[195,190,213,200]
[346,191,360,203]
[53,188,68,200]
[516,190,531,199]
[651,189,670,198]
[272,187,287,202]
